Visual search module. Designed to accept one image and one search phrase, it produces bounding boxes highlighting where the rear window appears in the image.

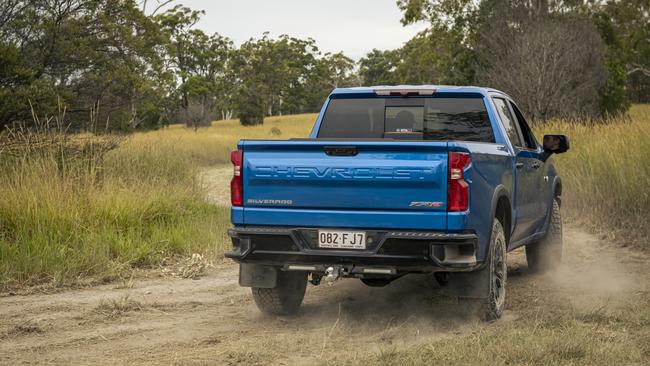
[318,97,495,143]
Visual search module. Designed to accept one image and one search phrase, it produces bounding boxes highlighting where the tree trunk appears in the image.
[536,0,549,16]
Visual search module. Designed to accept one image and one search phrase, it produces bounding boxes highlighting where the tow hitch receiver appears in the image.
[324,266,342,283]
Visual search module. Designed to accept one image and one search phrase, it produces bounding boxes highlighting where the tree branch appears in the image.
[627,65,650,77]
[150,0,174,16]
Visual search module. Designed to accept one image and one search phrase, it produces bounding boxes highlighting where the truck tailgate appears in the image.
[237,140,449,230]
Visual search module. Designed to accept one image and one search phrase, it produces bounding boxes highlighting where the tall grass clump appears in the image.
[131,113,317,166]
[0,118,229,290]
[535,105,650,246]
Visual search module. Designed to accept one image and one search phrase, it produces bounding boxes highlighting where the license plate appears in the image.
[317,230,366,249]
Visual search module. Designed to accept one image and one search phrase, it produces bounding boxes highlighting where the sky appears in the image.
[158,0,428,60]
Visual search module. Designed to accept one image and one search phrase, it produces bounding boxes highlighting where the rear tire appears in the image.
[461,218,507,321]
[526,198,563,273]
[252,271,307,316]
[481,219,507,321]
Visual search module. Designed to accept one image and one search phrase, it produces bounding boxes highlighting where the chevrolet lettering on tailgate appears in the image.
[251,166,437,180]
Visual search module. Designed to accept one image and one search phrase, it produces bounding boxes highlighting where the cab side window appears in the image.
[509,101,537,150]
[493,97,522,147]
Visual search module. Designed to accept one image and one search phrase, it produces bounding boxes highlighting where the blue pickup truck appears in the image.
[226,85,569,320]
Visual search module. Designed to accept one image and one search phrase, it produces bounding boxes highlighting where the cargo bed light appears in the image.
[373,87,436,96]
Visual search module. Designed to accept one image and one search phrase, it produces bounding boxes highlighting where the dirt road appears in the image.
[1,225,648,365]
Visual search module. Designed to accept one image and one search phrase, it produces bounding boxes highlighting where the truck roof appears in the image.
[330,85,510,98]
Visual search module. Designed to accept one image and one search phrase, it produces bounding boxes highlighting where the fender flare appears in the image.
[489,184,513,243]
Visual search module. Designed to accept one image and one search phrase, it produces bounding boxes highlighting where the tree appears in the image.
[232,34,320,124]
[301,52,357,112]
[155,5,203,122]
[156,6,239,128]
[179,31,233,128]
[396,27,473,85]
[476,13,607,120]
[359,49,400,86]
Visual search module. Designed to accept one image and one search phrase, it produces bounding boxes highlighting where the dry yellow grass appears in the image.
[537,105,650,246]
[129,113,317,166]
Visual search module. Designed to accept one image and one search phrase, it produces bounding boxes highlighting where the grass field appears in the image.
[538,106,650,247]
[1,107,649,289]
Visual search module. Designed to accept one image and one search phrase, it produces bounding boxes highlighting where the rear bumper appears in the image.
[225,226,483,273]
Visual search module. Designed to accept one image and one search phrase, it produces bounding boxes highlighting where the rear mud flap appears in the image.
[447,266,490,298]
[239,263,277,288]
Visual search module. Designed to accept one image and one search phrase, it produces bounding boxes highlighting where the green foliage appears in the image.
[397,27,474,85]
[599,53,630,117]
[301,52,357,111]
[156,5,235,128]
[0,2,356,130]
[0,0,172,131]
[398,0,480,34]
[359,49,400,86]
[593,0,649,105]
[236,85,267,126]
[232,34,356,125]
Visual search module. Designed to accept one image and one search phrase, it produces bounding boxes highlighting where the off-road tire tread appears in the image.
[526,199,562,273]
[461,219,507,322]
[252,271,307,316]
[480,220,506,321]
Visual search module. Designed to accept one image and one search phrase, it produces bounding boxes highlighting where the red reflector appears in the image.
[448,152,470,211]
[231,150,243,206]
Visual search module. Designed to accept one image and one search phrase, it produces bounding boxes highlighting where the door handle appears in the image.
[515,162,524,169]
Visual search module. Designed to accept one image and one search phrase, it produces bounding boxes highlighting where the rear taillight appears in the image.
[448,152,470,211]
[230,149,243,206]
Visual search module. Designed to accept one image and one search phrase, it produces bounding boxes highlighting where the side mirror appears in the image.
[541,134,570,162]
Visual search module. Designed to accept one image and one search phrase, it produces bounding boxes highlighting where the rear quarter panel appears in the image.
[449,142,513,261]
